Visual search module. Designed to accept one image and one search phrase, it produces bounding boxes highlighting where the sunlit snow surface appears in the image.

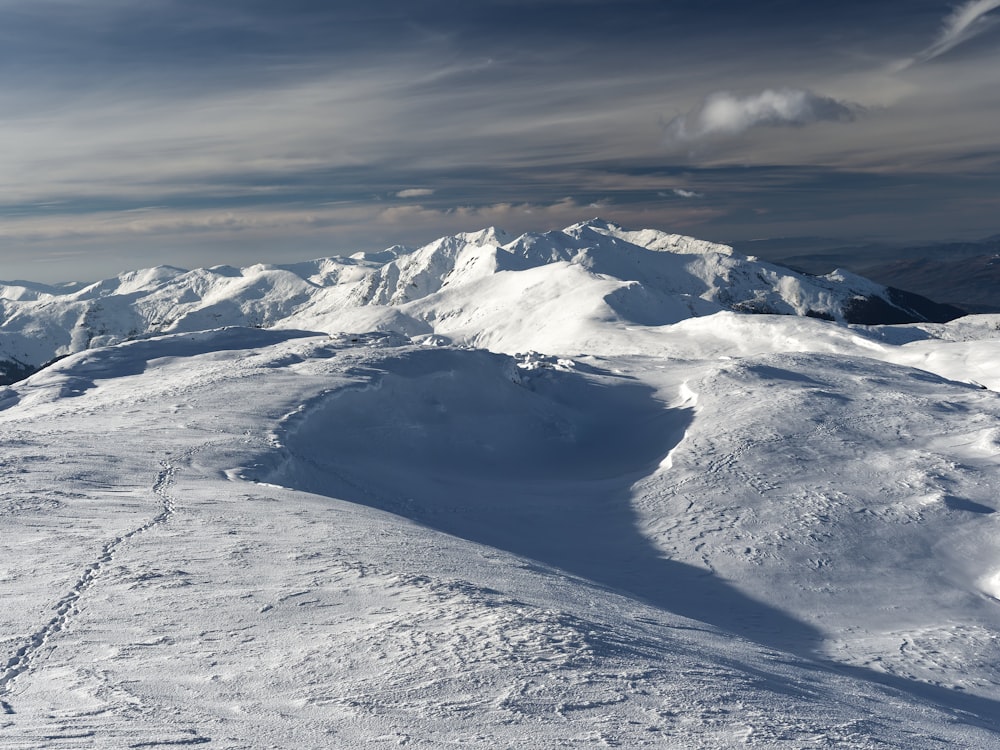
[2,227,1000,746]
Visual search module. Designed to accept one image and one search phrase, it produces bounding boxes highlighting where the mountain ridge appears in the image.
[734,234,1000,313]
[0,219,965,383]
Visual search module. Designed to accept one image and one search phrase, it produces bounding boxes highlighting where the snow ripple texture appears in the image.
[0,461,178,716]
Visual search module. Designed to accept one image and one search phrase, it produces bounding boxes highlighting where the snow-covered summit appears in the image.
[0,221,962,382]
[572,217,736,255]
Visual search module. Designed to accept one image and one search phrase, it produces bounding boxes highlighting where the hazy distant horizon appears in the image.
[3,219,998,288]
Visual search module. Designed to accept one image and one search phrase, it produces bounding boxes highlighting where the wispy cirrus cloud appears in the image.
[895,0,1000,70]
[662,1,999,151]
[664,89,859,145]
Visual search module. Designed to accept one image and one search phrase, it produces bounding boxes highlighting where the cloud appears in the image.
[0,197,595,244]
[0,204,380,242]
[376,197,585,225]
[897,0,1000,69]
[671,188,702,199]
[395,188,435,198]
[664,89,859,144]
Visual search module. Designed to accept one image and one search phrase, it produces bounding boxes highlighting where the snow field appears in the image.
[0,330,991,744]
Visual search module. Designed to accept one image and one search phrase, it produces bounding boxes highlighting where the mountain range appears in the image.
[0,219,964,384]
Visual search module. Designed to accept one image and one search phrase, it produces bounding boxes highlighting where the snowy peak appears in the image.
[459,226,510,247]
[72,266,189,300]
[0,221,965,380]
[570,218,736,256]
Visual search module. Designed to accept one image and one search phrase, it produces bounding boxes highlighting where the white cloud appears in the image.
[664,89,858,144]
[671,188,702,199]
[897,0,1000,69]
[395,188,435,198]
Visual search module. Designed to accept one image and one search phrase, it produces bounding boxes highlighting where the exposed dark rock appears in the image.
[0,359,38,386]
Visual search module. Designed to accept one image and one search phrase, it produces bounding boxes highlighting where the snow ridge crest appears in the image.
[0,220,960,379]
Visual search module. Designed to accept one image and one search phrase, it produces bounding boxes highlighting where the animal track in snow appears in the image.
[0,462,179,712]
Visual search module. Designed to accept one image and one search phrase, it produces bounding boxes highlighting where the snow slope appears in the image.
[1,224,1000,747]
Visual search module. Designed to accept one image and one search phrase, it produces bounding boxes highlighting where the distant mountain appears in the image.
[735,236,1000,313]
[0,219,964,383]
[855,255,1000,314]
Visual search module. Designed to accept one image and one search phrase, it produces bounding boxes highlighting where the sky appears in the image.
[1,0,999,282]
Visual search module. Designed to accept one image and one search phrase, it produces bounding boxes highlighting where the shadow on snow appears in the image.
[272,349,808,640]
[269,346,1000,731]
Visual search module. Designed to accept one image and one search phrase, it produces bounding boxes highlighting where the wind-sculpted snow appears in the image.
[2,327,1000,746]
[0,220,963,382]
[265,348,824,655]
[636,353,1000,692]
[1,224,1000,745]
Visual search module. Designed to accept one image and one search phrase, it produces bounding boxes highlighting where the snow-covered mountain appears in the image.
[737,234,1000,314]
[0,219,961,383]
[2,222,1000,748]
